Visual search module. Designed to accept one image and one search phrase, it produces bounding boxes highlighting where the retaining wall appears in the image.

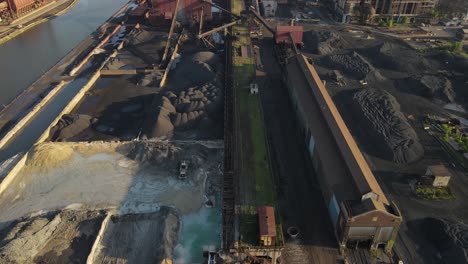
[0,51,116,196]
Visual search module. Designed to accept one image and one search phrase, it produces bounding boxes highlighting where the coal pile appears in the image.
[420,75,455,102]
[144,51,224,139]
[408,218,468,264]
[305,30,344,55]
[323,51,385,81]
[171,52,221,87]
[49,114,95,142]
[353,88,424,164]
[372,42,440,73]
[397,75,456,103]
[145,83,223,139]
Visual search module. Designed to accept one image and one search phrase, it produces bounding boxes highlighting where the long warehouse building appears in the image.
[284,54,402,253]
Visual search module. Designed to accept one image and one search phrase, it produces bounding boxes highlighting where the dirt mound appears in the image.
[305,30,344,55]
[323,51,385,81]
[408,218,468,264]
[49,114,95,141]
[91,208,179,264]
[26,143,75,173]
[0,210,104,264]
[353,89,424,164]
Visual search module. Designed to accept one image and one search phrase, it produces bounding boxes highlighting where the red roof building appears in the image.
[258,206,276,246]
[275,25,303,45]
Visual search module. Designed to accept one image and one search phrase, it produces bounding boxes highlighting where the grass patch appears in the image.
[416,186,455,200]
[240,213,258,245]
[238,88,275,206]
[231,0,281,245]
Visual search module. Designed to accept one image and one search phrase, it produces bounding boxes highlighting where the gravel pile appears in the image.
[323,51,385,81]
[353,89,424,164]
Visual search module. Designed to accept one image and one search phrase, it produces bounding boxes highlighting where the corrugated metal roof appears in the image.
[428,165,450,176]
[275,26,303,44]
[294,54,390,207]
[258,206,276,237]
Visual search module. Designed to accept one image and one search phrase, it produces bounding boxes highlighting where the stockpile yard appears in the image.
[0,0,228,263]
[49,26,224,142]
[303,24,468,263]
[0,141,223,263]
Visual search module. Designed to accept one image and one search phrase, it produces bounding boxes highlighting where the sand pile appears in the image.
[323,51,385,81]
[126,140,179,163]
[49,114,95,142]
[91,208,179,264]
[305,30,344,55]
[25,143,75,173]
[353,89,424,164]
[0,210,104,264]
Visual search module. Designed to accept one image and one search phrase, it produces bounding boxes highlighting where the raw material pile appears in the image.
[49,114,95,141]
[306,30,344,55]
[323,51,384,81]
[145,51,223,139]
[408,218,468,264]
[0,210,104,264]
[91,208,179,264]
[374,42,439,73]
[171,52,220,87]
[353,89,424,164]
[25,143,75,173]
[420,75,455,103]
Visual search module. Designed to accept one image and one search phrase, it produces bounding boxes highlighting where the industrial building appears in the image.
[283,54,402,253]
[258,206,277,246]
[425,165,451,187]
[328,0,438,23]
[146,0,212,26]
[0,0,52,24]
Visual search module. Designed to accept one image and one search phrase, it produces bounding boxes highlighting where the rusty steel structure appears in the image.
[222,29,236,250]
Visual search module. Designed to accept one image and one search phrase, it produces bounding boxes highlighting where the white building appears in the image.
[262,0,277,17]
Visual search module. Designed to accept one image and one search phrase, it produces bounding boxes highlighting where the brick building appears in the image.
[283,54,402,253]
[330,0,438,23]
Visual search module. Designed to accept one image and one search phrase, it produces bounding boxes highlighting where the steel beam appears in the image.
[198,20,238,39]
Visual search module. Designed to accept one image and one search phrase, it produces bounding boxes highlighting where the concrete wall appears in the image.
[0,51,115,196]
[0,81,66,150]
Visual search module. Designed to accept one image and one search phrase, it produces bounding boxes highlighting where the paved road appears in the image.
[255,37,338,263]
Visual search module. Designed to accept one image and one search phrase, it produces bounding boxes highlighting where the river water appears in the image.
[0,0,128,106]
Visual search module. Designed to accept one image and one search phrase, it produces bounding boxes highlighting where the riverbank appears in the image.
[0,0,78,45]
[0,1,133,161]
